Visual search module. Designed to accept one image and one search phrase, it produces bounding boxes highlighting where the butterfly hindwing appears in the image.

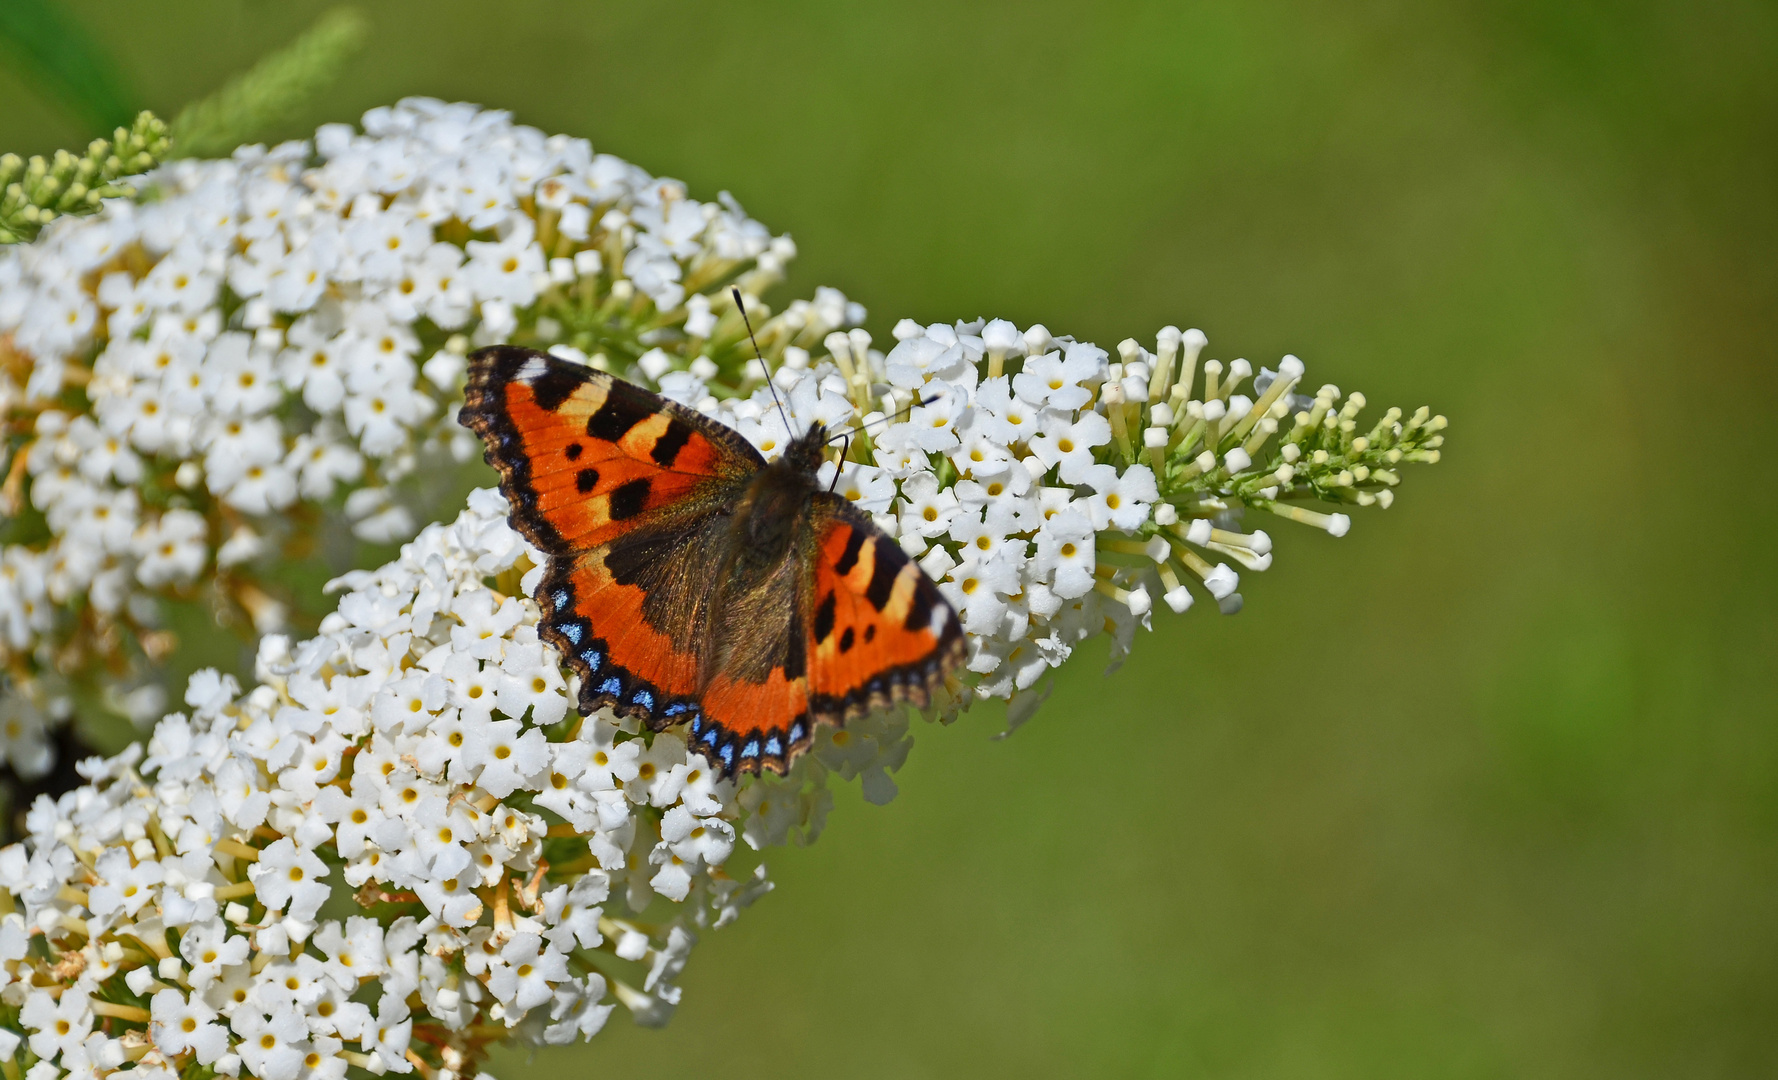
[538,524,726,731]
[679,496,964,777]
[686,551,812,775]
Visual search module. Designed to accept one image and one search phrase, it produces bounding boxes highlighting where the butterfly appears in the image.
[458,345,966,777]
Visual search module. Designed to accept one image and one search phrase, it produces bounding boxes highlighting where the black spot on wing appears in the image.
[904,580,934,631]
[576,467,600,494]
[813,591,836,643]
[650,418,695,467]
[834,527,866,576]
[864,540,904,611]
[782,607,806,681]
[586,392,653,442]
[864,624,876,643]
[565,443,583,461]
[608,478,650,520]
[528,363,590,412]
[839,626,855,653]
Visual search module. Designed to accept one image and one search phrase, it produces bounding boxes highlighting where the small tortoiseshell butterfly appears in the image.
[459,345,965,777]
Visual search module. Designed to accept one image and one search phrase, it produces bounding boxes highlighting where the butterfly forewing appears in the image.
[460,346,760,555]
[805,498,965,722]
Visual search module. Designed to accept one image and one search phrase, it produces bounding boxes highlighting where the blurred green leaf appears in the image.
[170,6,371,158]
[0,0,137,132]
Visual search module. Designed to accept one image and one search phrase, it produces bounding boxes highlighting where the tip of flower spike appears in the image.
[1217,592,1244,615]
[1223,448,1251,473]
[1183,328,1208,350]
[1202,563,1239,599]
[1326,513,1351,538]
[1163,586,1194,613]
[1279,354,1305,380]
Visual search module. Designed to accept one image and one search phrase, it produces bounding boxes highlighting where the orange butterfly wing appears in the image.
[460,345,758,555]
[805,498,964,721]
[460,346,760,731]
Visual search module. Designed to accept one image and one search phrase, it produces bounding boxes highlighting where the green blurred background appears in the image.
[5,1,1776,1075]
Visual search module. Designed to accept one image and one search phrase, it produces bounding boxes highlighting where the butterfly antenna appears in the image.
[731,287,793,437]
[828,434,851,493]
[825,392,942,445]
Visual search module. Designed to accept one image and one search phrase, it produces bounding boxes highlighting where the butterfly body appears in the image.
[459,346,964,777]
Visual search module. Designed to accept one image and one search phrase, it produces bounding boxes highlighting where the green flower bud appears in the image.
[0,111,171,243]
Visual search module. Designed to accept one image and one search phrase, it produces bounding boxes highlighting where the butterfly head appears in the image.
[779,421,831,477]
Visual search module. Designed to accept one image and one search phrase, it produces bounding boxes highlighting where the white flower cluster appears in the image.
[678,316,1444,731]
[0,97,865,784]
[0,489,906,1080]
